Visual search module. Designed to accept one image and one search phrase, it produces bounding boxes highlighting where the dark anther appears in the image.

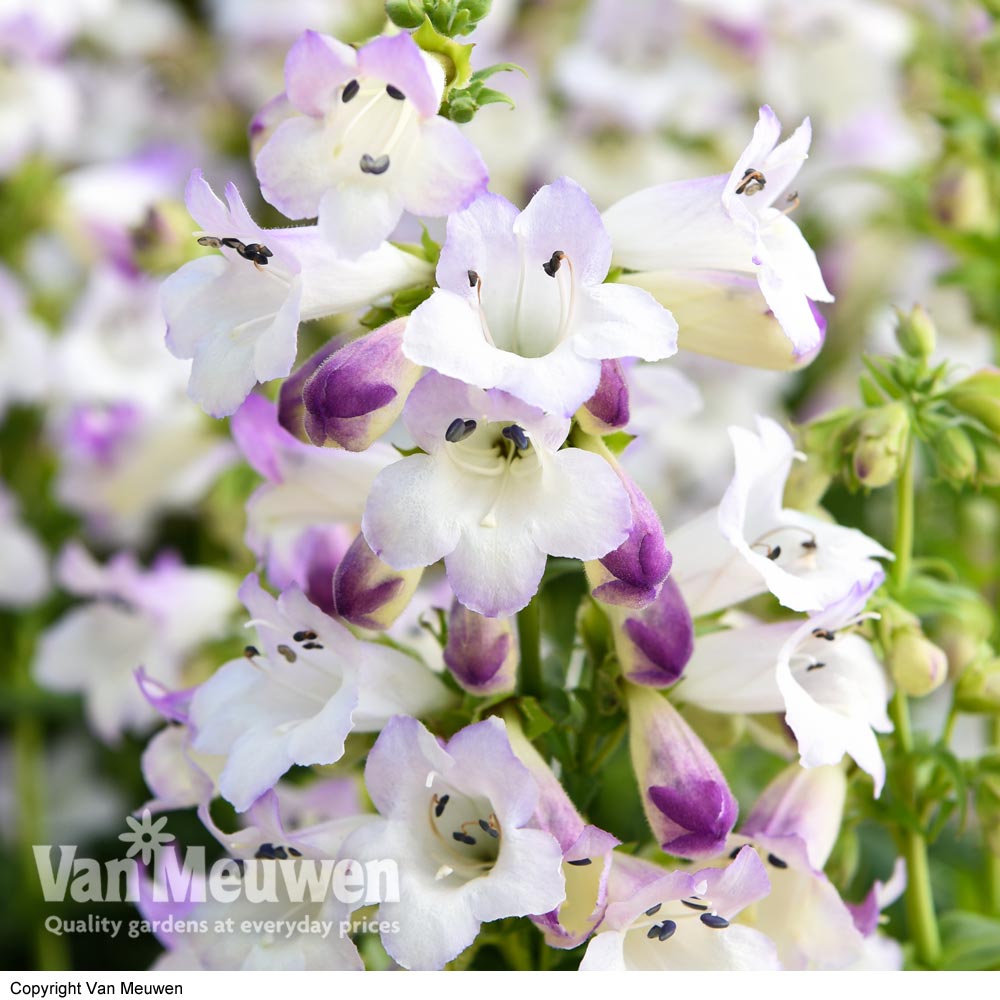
[276,644,297,663]
[501,424,529,450]
[360,153,390,175]
[680,899,708,911]
[434,794,450,818]
[293,630,317,642]
[657,920,677,941]
[767,545,782,561]
[735,168,766,196]
[812,628,836,641]
[646,924,662,940]
[467,269,480,287]
[386,84,405,100]
[240,242,273,266]
[273,846,288,860]
[801,538,818,550]
[567,858,592,866]
[342,79,360,102]
[244,645,260,659]
[478,819,499,839]
[302,641,324,650]
[645,903,662,916]
[805,661,826,672]
[452,831,476,846]
[700,913,730,929]
[729,847,743,860]
[767,854,788,869]
[288,848,302,857]
[542,250,565,277]
[197,236,223,248]
[255,843,276,859]
[446,417,477,443]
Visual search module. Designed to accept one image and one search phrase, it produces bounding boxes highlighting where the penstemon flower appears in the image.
[402,178,679,416]
[254,30,489,258]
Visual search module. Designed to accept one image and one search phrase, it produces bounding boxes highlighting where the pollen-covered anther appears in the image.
[360,153,390,176]
[735,167,766,195]
[445,417,477,443]
[501,424,530,451]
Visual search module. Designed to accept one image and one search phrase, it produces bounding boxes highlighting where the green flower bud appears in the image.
[955,654,1000,714]
[894,305,937,360]
[446,93,477,122]
[948,369,1000,438]
[933,426,977,484]
[850,403,909,489]
[783,452,833,510]
[887,627,948,698]
[973,434,1000,487]
[458,0,492,22]
[385,0,428,29]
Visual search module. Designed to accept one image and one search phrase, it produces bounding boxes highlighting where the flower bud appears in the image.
[577,359,630,436]
[303,318,421,452]
[584,463,671,609]
[934,426,977,485]
[626,684,738,857]
[332,532,423,630]
[894,305,937,360]
[886,626,948,698]
[609,578,693,688]
[947,368,1000,438]
[850,403,909,489]
[277,337,345,441]
[385,0,427,29]
[446,93,477,123]
[973,434,1000,487]
[443,600,518,696]
[955,654,1000,714]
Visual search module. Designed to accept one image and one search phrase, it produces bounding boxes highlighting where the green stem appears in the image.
[517,597,542,700]
[889,432,941,967]
[989,717,1000,916]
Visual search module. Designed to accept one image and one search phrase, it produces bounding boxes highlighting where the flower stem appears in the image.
[989,717,1000,916]
[889,432,941,967]
[517,597,543,700]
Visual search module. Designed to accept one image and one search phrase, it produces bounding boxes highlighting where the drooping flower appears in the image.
[189,575,451,812]
[402,178,679,417]
[626,684,738,858]
[339,715,566,970]
[161,170,430,416]
[603,106,833,368]
[33,544,238,743]
[580,847,779,971]
[254,30,488,258]
[678,576,893,793]
[362,372,632,616]
[667,416,890,615]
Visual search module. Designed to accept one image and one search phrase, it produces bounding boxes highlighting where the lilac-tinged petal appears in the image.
[255,116,336,220]
[332,532,422,631]
[184,168,231,234]
[572,282,678,363]
[231,394,292,483]
[356,33,442,119]
[317,183,406,259]
[615,577,693,687]
[579,359,630,434]
[443,601,518,695]
[278,336,345,441]
[401,115,488,217]
[284,30,357,117]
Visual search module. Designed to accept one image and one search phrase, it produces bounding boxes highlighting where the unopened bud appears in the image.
[447,93,477,123]
[955,654,1000,714]
[443,600,517,696]
[303,319,421,452]
[333,532,423,630]
[973,434,1000,487]
[385,0,427,29]
[851,403,909,489]
[577,359,630,436]
[894,305,937,360]
[948,368,1000,438]
[887,627,948,697]
[934,426,977,484]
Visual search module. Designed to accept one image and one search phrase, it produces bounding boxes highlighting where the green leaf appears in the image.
[939,911,1000,970]
[471,62,527,83]
[517,696,555,739]
[603,431,636,455]
[474,86,516,109]
[412,17,475,90]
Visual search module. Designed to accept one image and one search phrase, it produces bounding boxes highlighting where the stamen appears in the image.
[781,191,800,215]
[276,644,297,663]
[302,641,324,650]
[240,242,273,266]
[468,269,480,288]
[805,660,826,672]
[452,831,476,846]
[812,628,836,641]
[434,794,450,818]
[542,250,565,277]
[255,843,276,859]
[288,848,302,857]
[478,819,499,839]
[728,847,743,860]
[445,417,477,443]
[767,545,782,561]
[293,630,317,642]
[646,924,662,940]
[645,903,662,916]
[801,538,817,550]
[567,858,592,867]
[501,424,529,450]
[735,167,766,196]
[767,854,788,869]
[386,84,405,100]
[342,79,360,102]
[197,236,223,248]
[657,920,677,942]
[360,153,390,175]
[700,913,730,929]
[244,645,260,659]
[680,899,708,911]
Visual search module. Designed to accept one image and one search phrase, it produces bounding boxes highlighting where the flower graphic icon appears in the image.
[118,810,174,865]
